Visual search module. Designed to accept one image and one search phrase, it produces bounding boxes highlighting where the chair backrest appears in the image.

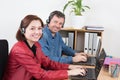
[0,39,8,80]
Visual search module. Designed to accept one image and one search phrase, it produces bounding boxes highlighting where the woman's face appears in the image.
[24,20,42,47]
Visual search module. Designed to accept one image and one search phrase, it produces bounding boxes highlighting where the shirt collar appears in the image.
[44,25,57,39]
[24,40,36,56]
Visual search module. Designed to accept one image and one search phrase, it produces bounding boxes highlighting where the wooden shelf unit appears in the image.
[59,28,103,52]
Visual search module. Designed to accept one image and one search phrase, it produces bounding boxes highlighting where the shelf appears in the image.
[59,28,103,54]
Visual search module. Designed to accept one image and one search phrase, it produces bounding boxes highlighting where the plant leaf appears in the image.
[63,0,90,16]
[63,1,74,12]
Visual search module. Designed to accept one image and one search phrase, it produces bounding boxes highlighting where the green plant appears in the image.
[63,0,90,16]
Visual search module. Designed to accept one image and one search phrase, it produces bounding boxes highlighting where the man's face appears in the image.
[48,15,64,34]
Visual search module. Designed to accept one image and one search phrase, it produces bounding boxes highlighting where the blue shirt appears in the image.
[39,26,75,63]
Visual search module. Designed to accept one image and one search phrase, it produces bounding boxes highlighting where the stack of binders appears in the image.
[84,32,101,55]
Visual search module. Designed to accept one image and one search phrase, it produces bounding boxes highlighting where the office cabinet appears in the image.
[59,28,103,54]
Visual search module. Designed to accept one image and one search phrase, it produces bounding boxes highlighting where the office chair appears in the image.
[0,39,8,80]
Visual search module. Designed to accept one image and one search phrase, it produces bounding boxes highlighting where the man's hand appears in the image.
[73,52,88,62]
[75,52,88,57]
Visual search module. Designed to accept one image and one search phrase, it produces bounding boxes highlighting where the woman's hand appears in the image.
[68,65,87,76]
[67,68,86,76]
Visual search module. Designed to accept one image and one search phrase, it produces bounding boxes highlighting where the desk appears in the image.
[97,67,120,80]
[68,66,120,80]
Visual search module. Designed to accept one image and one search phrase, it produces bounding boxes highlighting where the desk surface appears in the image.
[68,66,120,80]
[97,67,120,80]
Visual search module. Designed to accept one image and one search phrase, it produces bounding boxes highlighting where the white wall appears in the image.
[0,0,120,57]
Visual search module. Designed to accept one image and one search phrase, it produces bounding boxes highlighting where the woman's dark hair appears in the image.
[16,15,44,41]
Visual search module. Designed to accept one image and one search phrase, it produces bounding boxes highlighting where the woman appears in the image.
[3,15,86,80]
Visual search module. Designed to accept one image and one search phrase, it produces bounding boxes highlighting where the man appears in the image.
[39,10,87,63]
